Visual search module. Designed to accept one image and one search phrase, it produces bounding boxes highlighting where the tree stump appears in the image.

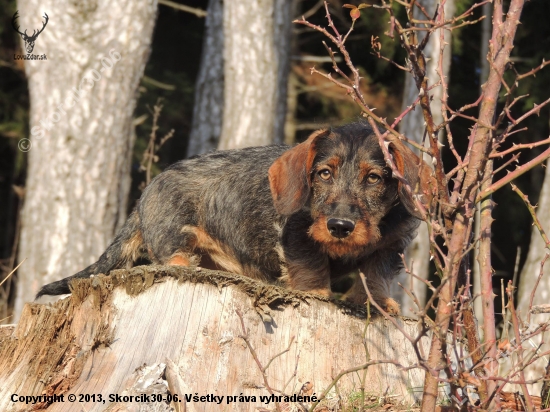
[0,266,429,411]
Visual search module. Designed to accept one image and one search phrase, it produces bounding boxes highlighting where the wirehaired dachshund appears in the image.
[37,122,434,314]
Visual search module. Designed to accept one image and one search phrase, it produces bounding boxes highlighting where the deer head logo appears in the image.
[12,11,49,54]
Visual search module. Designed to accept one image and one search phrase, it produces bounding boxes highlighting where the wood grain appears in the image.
[0,266,430,411]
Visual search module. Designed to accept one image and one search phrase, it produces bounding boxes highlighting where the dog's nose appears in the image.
[327,218,355,239]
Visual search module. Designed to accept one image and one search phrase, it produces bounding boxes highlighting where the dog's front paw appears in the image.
[308,288,334,299]
[383,298,401,315]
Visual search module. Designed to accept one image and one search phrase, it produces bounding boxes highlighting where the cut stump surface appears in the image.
[0,266,428,411]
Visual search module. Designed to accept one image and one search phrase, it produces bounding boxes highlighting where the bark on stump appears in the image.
[0,266,429,411]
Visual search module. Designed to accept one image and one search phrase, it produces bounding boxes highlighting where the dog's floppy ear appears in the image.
[386,137,436,219]
[269,128,329,216]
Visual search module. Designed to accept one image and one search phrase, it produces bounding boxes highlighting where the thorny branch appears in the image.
[236,309,298,412]
[296,0,550,411]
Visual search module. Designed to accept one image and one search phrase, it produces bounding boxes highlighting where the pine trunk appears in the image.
[186,0,224,157]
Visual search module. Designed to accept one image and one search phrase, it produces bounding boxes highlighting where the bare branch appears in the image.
[158,0,207,17]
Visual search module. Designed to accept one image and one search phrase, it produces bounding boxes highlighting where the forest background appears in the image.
[0,0,549,329]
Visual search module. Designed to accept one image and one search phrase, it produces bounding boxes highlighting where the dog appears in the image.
[36,122,433,313]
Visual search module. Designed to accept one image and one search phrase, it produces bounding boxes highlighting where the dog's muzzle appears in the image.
[327,218,355,239]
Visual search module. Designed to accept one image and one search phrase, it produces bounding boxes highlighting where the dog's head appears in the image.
[268,122,434,258]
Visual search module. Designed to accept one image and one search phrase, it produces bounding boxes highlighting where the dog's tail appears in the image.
[35,210,143,299]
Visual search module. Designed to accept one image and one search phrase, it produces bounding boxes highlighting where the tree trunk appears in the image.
[217,0,292,149]
[0,266,430,412]
[394,0,455,316]
[14,0,157,317]
[284,70,299,145]
[516,159,550,395]
[186,0,224,157]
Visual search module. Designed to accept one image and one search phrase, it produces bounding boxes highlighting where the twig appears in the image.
[532,304,550,314]
[140,99,175,187]
[511,184,550,248]
[491,136,550,158]
[477,146,550,203]
[517,58,550,81]
[527,254,550,324]
[236,309,282,412]
[0,258,25,288]
[158,0,207,17]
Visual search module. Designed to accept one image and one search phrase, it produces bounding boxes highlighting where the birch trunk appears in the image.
[515,158,550,395]
[218,0,292,149]
[15,0,157,317]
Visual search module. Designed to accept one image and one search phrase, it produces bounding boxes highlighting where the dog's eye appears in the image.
[318,169,332,181]
[366,173,381,184]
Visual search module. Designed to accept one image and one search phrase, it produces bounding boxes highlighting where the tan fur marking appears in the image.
[307,288,333,298]
[358,162,385,183]
[308,216,380,258]
[384,298,401,315]
[191,227,244,275]
[317,156,341,179]
[273,243,288,278]
[121,230,143,262]
[168,255,190,266]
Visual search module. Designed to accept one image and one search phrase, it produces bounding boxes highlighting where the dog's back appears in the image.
[139,145,288,281]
